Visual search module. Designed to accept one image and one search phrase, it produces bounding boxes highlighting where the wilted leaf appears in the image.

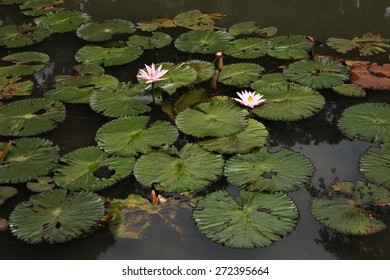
[350,63,390,90]
[137,18,176,32]
[20,0,64,17]
[0,76,33,101]
[173,10,224,30]
[0,23,52,48]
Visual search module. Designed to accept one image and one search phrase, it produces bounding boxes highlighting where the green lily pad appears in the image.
[251,73,290,92]
[75,45,143,67]
[311,181,390,235]
[0,0,26,4]
[173,10,224,30]
[173,88,209,114]
[9,189,104,243]
[54,146,134,191]
[0,51,49,77]
[228,21,277,37]
[127,32,172,49]
[134,143,224,193]
[359,143,390,188]
[283,58,349,89]
[225,148,314,192]
[225,38,271,59]
[267,35,314,60]
[76,19,135,42]
[252,84,325,121]
[193,190,299,248]
[20,0,64,17]
[183,60,215,84]
[332,84,366,97]
[0,138,59,184]
[0,186,18,206]
[72,63,105,76]
[218,63,264,87]
[198,119,268,154]
[137,18,176,32]
[0,23,52,48]
[26,176,55,192]
[175,29,233,54]
[0,76,33,101]
[96,116,178,157]
[338,103,390,143]
[175,100,248,138]
[34,10,91,33]
[0,98,65,136]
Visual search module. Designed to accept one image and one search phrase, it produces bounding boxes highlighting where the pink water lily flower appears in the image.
[137,63,169,84]
[234,90,266,108]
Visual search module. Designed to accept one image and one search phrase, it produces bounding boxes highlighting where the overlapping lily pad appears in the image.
[34,10,91,33]
[338,103,390,143]
[359,144,390,188]
[0,186,18,206]
[224,38,271,59]
[0,23,52,48]
[311,181,390,235]
[9,189,104,243]
[54,146,134,191]
[0,76,33,101]
[96,116,178,156]
[252,84,325,121]
[173,10,223,30]
[137,18,176,32]
[0,51,49,77]
[218,63,264,87]
[76,19,135,42]
[20,0,64,16]
[26,176,55,192]
[332,84,366,97]
[134,143,224,193]
[225,148,314,192]
[251,73,290,92]
[0,138,59,184]
[183,60,214,84]
[267,35,313,60]
[127,32,172,49]
[193,190,299,248]
[228,21,277,37]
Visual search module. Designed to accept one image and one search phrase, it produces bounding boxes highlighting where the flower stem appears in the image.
[151,82,156,104]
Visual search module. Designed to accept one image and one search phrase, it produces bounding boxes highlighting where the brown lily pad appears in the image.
[0,218,8,231]
[350,63,390,89]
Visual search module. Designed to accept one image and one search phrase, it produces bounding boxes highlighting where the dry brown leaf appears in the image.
[350,63,390,89]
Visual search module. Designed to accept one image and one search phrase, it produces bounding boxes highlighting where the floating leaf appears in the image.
[252,84,325,121]
[0,218,8,231]
[0,186,18,206]
[0,51,49,77]
[34,10,91,33]
[218,63,264,87]
[350,63,390,90]
[251,73,290,92]
[183,60,214,84]
[96,116,178,156]
[193,190,299,248]
[225,148,314,192]
[134,143,224,193]
[228,21,277,37]
[127,32,172,49]
[198,119,268,154]
[0,0,26,4]
[332,84,366,97]
[9,189,104,243]
[0,23,52,48]
[75,45,143,67]
[0,138,59,184]
[0,76,33,101]
[137,18,176,32]
[54,146,134,191]
[338,103,390,143]
[283,58,349,89]
[76,19,135,42]
[20,0,64,17]
[173,88,209,114]
[175,100,248,138]
[359,143,390,188]
[72,63,105,76]
[311,181,390,235]
[26,176,55,192]
[175,29,233,54]
[0,98,65,136]
[224,38,271,59]
[173,10,224,30]
[267,35,313,60]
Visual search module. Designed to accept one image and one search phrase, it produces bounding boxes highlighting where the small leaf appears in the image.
[0,76,33,101]
[137,18,176,32]
[332,84,366,97]
[0,186,18,206]
[127,32,172,49]
[20,0,64,17]
[26,176,55,192]
[0,23,52,48]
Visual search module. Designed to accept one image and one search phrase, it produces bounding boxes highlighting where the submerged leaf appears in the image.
[173,10,224,30]
[127,32,172,49]
[359,143,390,188]
[20,0,64,17]
[76,19,135,42]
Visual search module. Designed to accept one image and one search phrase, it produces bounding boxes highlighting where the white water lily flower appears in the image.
[234,90,266,108]
[137,63,169,84]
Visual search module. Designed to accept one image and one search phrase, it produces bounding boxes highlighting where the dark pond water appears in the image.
[1,0,390,260]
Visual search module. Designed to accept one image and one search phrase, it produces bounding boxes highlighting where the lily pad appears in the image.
[54,146,134,191]
[76,19,135,42]
[0,76,33,101]
[175,29,233,54]
[20,0,64,17]
[267,35,313,60]
[183,60,215,84]
[0,138,59,184]
[34,10,91,33]
[26,176,55,192]
[193,190,299,248]
[283,58,349,89]
[332,84,366,97]
[0,23,52,48]
[218,63,264,87]
[137,18,176,32]
[134,143,224,193]
[338,103,390,143]
[175,100,248,138]
[225,148,314,192]
[251,73,290,92]
[359,143,390,188]
[173,88,209,114]
[0,186,18,206]
[311,181,390,235]
[127,32,172,49]
[350,63,390,90]
[0,218,8,231]
[173,10,224,30]
[228,21,277,37]
[0,98,65,136]
[252,84,325,121]
[0,51,49,77]
[224,38,271,59]
[199,119,268,154]
[9,189,104,243]
[96,116,178,157]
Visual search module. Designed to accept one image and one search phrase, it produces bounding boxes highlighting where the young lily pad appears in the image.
[0,76,33,101]
[134,143,224,193]
[332,84,366,97]
[0,51,49,77]
[20,0,64,17]
[96,116,178,157]
[267,35,314,60]
[359,143,390,188]
[193,190,299,248]
[225,148,314,192]
[54,146,134,192]
[0,98,65,136]
[251,73,290,92]
[34,10,91,33]
[183,60,214,84]
[218,63,264,87]
[0,137,59,184]
[173,10,224,30]
[224,38,271,59]
[0,23,52,48]
[76,19,135,42]
[311,181,390,235]
[26,176,55,192]
[338,103,390,143]
[137,18,176,32]
[175,100,248,138]
[90,83,151,118]
[0,186,18,206]
[252,84,325,121]
[127,32,172,49]
[9,189,104,243]
[175,30,233,54]
[198,119,268,154]
[228,21,277,37]
[283,58,349,89]
[75,45,143,67]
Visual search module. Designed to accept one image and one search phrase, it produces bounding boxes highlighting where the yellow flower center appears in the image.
[247,96,254,102]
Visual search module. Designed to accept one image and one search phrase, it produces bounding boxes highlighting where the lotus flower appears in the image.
[137,63,168,84]
[234,90,266,108]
